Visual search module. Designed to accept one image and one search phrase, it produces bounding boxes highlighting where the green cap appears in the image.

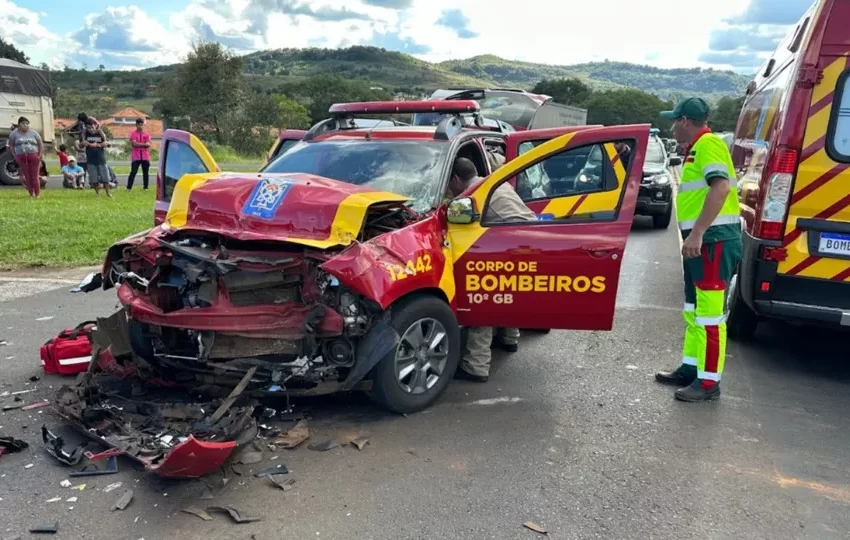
[660,97,710,121]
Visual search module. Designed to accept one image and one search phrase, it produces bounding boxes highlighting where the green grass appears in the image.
[0,188,155,270]
[43,161,263,176]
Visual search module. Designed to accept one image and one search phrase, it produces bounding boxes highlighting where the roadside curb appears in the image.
[0,265,100,283]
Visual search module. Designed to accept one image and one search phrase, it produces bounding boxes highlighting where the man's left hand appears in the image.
[682,231,703,259]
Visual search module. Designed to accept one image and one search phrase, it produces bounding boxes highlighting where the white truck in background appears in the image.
[0,59,55,185]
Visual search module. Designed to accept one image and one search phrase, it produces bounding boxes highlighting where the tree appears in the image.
[532,78,592,107]
[155,41,245,143]
[275,96,311,129]
[0,37,29,64]
[585,89,674,133]
[710,96,745,133]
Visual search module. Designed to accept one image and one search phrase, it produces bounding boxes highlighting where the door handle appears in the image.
[582,246,619,259]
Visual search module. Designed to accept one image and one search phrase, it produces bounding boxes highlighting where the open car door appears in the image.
[155,129,219,226]
[266,129,306,164]
[446,124,650,331]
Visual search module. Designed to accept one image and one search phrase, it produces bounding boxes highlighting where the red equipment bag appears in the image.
[40,321,97,375]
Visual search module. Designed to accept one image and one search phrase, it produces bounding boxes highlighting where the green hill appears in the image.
[437,55,750,99]
[51,46,751,118]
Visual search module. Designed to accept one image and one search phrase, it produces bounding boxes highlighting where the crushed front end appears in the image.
[103,228,394,395]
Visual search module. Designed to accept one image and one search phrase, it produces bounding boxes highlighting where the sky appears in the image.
[0,0,815,73]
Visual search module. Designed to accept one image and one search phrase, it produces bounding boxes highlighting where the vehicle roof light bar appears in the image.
[328,100,480,115]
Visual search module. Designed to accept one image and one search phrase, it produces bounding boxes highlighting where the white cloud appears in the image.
[0,0,66,67]
[0,0,801,74]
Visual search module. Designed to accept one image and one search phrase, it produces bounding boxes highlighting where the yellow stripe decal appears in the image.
[539,142,625,218]
[165,172,218,229]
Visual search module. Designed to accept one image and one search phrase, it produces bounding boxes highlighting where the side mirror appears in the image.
[71,272,103,293]
[447,197,479,224]
[668,156,683,167]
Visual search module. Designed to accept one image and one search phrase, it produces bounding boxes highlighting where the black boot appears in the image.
[655,364,697,386]
[674,380,721,402]
[454,367,488,383]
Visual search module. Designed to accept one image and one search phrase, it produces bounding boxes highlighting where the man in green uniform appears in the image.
[655,98,742,402]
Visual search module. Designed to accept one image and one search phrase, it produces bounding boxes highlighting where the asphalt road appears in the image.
[2,220,850,539]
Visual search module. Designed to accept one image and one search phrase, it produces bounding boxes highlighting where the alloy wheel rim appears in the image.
[394,318,449,395]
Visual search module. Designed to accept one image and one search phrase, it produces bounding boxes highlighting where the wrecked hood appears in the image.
[163,172,411,249]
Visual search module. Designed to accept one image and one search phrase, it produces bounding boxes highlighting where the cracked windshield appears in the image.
[2,0,849,538]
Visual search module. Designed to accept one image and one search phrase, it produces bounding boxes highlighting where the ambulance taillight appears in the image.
[754,147,799,240]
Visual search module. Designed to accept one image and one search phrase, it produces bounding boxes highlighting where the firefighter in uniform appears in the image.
[655,98,742,402]
[448,156,535,382]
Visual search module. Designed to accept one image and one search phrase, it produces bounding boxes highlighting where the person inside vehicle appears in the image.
[447,156,537,383]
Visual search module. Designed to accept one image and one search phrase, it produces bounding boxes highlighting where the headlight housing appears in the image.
[647,173,670,185]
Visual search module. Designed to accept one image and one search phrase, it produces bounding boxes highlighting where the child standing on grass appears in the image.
[57,144,69,167]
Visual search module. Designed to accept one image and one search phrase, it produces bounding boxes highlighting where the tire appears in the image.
[726,272,759,340]
[369,295,460,414]
[653,204,672,229]
[0,150,21,186]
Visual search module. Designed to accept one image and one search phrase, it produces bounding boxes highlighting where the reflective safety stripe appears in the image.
[698,370,721,381]
[683,355,698,366]
[678,178,737,193]
[695,314,727,326]
[678,213,741,231]
[702,163,730,178]
[684,303,695,312]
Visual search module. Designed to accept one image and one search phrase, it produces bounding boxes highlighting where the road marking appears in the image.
[469,397,524,406]
[0,276,80,284]
[731,465,850,505]
[0,279,72,303]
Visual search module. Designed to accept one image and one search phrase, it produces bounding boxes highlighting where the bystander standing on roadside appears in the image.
[83,119,112,197]
[127,117,152,190]
[7,116,44,198]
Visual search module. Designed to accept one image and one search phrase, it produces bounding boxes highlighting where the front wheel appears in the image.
[727,273,759,340]
[369,295,460,414]
[0,151,21,186]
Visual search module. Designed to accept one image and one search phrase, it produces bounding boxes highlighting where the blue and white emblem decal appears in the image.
[242,177,292,220]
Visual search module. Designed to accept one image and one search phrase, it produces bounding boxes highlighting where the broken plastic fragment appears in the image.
[45,497,61,503]
[254,464,288,478]
[207,506,262,523]
[24,463,34,469]
[268,475,295,492]
[198,487,214,500]
[71,484,86,491]
[112,490,134,511]
[308,439,339,452]
[103,482,123,493]
[66,497,77,503]
[234,442,263,465]
[523,521,548,535]
[350,436,370,451]
[60,480,71,488]
[181,507,213,521]
[29,522,58,534]
[274,420,310,449]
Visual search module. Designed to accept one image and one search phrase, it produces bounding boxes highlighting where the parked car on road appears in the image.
[636,134,681,229]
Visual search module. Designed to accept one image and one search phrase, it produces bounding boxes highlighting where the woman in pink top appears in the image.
[127,117,152,190]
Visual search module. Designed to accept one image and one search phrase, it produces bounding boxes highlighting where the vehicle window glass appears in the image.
[264,140,448,212]
[482,140,631,226]
[478,92,538,128]
[163,140,209,201]
[646,138,666,165]
[272,138,299,160]
[513,141,619,201]
[831,74,850,161]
